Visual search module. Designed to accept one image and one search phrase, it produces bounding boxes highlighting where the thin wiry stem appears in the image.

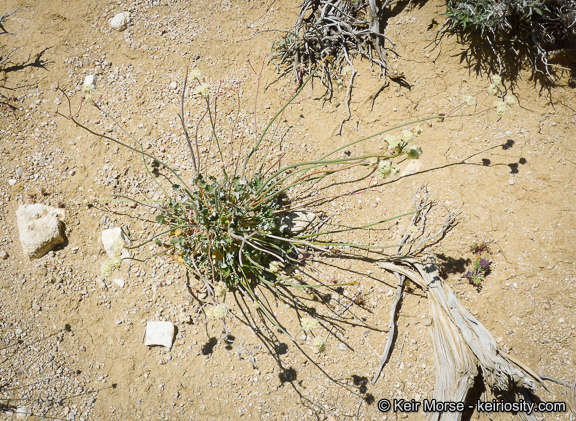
[179,67,199,177]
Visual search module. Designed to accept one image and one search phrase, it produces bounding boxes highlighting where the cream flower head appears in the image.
[189,69,202,81]
[195,83,210,98]
[463,95,476,106]
[206,304,229,321]
[214,281,227,298]
[493,101,506,118]
[301,317,319,332]
[488,84,499,96]
[401,129,414,142]
[313,337,326,353]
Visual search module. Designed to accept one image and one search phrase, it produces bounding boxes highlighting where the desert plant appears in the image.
[0,8,18,114]
[55,65,437,341]
[54,68,576,419]
[445,0,576,73]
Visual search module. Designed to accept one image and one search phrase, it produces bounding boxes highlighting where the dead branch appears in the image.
[370,188,560,420]
[273,0,394,123]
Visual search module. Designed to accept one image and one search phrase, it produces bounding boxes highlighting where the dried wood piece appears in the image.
[376,257,543,420]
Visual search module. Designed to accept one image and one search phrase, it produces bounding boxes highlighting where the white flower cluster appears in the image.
[82,75,96,103]
[492,96,516,118]
[206,304,229,321]
[214,281,227,298]
[101,257,122,278]
[189,69,202,81]
[313,337,326,353]
[301,316,319,332]
[463,95,476,106]
[268,261,281,274]
[100,239,126,278]
[195,83,210,98]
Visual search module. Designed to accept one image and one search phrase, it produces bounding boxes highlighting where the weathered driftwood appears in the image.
[369,188,548,420]
[377,257,542,420]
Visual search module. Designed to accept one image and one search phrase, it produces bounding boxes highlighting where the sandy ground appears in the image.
[1,0,575,420]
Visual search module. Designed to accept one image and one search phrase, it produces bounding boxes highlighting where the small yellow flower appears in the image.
[111,239,125,258]
[100,257,122,278]
[313,337,326,353]
[491,75,502,86]
[341,66,353,76]
[463,95,476,106]
[206,304,229,321]
[195,83,210,98]
[493,101,506,118]
[214,281,227,298]
[504,95,516,106]
[412,126,423,136]
[401,129,414,142]
[488,84,499,96]
[189,69,202,80]
[301,317,319,332]
[377,160,392,178]
[268,261,281,274]
[384,135,400,151]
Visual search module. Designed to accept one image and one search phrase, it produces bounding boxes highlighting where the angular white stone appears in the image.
[144,321,175,349]
[16,405,27,419]
[16,204,65,259]
[401,160,422,177]
[110,12,131,31]
[101,227,130,258]
[112,277,125,288]
[83,74,96,89]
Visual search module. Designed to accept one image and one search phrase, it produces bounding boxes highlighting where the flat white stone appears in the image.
[110,12,131,31]
[144,321,175,349]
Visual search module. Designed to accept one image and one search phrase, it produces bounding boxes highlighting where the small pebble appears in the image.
[8,179,17,186]
[169,81,177,90]
[112,277,125,288]
[338,342,347,351]
[0,250,8,260]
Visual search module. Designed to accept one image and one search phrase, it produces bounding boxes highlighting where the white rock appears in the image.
[16,405,27,419]
[112,277,125,288]
[110,12,131,31]
[0,250,7,260]
[101,227,130,258]
[83,74,96,90]
[144,321,175,349]
[281,211,316,235]
[16,204,65,259]
[401,160,422,177]
[169,81,177,90]
[8,179,17,186]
